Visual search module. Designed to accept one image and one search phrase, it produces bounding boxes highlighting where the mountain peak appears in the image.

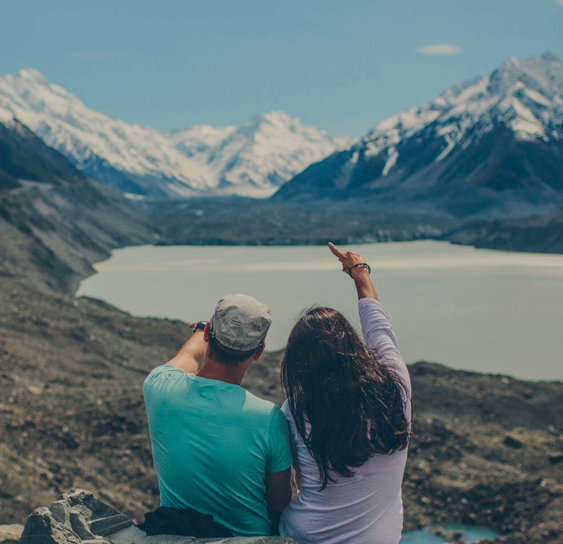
[247,110,298,130]
[541,51,562,63]
[16,68,47,84]
[487,53,563,100]
[275,53,563,217]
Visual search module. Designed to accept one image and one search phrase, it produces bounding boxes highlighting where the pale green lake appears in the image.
[78,240,563,382]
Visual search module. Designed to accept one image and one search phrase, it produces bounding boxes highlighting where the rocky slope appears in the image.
[444,206,563,254]
[0,178,158,294]
[147,197,453,246]
[274,53,563,219]
[0,116,157,293]
[2,294,562,544]
[0,70,343,197]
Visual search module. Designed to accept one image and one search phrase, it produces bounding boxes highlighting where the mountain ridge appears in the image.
[274,53,563,218]
[0,71,345,197]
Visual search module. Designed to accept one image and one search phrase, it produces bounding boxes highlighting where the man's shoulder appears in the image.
[143,365,186,394]
[240,387,280,417]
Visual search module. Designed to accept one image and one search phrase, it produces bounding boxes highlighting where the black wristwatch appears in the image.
[193,321,207,333]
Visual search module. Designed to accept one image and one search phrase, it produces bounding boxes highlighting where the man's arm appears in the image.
[265,468,292,535]
[165,322,208,374]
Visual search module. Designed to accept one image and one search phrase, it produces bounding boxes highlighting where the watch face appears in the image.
[196,321,206,331]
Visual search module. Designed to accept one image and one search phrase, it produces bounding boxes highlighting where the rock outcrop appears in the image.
[19,490,295,544]
[0,525,23,544]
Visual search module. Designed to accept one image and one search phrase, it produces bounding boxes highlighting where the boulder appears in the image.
[0,524,24,544]
[548,452,563,465]
[18,490,296,544]
[502,435,522,448]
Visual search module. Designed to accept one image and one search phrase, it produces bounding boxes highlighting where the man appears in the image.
[143,294,292,537]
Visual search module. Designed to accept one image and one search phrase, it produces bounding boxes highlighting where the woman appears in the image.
[279,243,412,544]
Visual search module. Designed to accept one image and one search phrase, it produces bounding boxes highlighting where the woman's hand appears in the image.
[328,242,378,300]
[328,243,367,276]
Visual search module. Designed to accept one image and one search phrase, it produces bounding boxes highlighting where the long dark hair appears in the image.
[281,306,411,489]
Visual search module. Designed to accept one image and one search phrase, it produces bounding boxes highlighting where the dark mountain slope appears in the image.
[0,119,87,191]
[0,116,86,191]
[444,206,563,253]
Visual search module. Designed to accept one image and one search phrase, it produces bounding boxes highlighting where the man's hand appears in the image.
[328,242,378,300]
[166,321,209,373]
[189,321,207,333]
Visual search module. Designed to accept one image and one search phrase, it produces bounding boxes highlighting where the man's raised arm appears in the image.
[165,322,208,374]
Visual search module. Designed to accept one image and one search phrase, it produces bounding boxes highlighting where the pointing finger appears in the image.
[328,242,345,259]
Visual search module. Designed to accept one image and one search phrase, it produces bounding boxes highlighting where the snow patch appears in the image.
[0,104,15,126]
[382,148,398,176]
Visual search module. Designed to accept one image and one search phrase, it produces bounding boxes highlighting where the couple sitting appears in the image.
[143,244,412,544]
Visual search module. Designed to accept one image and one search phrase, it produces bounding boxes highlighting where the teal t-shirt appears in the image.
[143,365,292,537]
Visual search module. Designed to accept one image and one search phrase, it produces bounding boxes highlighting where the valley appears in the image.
[0,50,563,544]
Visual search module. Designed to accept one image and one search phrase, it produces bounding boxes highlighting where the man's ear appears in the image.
[203,322,211,343]
[254,342,266,361]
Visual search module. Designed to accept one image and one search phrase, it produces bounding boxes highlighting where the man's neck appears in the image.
[197,358,248,386]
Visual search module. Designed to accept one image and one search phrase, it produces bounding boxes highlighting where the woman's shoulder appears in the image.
[280,399,301,433]
[280,398,292,419]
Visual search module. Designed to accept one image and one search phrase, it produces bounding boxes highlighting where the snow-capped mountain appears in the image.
[170,111,348,196]
[275,53,563,217]
[0,70,344,198]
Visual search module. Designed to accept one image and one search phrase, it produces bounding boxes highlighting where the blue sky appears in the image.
[0,0,561,137]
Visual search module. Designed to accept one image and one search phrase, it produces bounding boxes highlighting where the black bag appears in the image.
[140,506,233,539]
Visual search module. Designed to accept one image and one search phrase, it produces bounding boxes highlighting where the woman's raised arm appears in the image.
[328,242,377,300]
[327,243,411,398]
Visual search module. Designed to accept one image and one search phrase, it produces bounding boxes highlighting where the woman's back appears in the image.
[280,399,408,544]
[279,245,412,544]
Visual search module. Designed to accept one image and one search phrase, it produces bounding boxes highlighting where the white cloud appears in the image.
[555,0,563,6]
[416,44,462,56]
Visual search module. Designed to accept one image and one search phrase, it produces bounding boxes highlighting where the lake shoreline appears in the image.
[78,241,563,382]
[144,197,563,256]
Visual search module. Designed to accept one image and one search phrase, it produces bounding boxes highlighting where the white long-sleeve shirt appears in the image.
[279,298,412,544]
